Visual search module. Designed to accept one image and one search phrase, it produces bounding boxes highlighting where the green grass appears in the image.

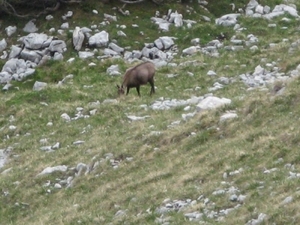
[1,0,300,224]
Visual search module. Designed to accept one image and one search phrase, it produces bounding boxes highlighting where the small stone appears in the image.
[54,183,62,189]
[52,142,60,149]
[9,125,16,130]
[61,113,71,122]
[281,196,293,205]
[73,140,85,145]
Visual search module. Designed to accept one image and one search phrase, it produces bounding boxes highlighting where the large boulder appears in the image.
[20,33,53,50]
[88,31,109,47]
[196,96,231,111]
[73,27,85,51]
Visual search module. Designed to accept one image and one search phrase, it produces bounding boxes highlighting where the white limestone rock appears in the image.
[5,26,17,37]
[78,51,94,59]
[0,39,7,52]
[37,165,68,176]
[88,31,109,47]
[215,14,241,26]
[23,20,38,33]
[33,81,47,91]
[73,27,85,51]
[196,96,231,111]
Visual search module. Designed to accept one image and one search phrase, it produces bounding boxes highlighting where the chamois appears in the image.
[117,61,155,97]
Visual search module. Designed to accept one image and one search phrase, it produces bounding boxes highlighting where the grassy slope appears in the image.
[1,0,300,224]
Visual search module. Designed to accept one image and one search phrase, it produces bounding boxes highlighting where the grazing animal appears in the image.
[117,61,156,97]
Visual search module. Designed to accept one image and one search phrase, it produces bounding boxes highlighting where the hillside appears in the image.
[1,0,300,224]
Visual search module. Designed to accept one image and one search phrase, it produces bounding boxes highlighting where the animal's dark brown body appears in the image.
[117,61,156,97]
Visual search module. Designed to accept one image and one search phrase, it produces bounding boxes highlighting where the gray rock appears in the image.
[207,70,216,76]
[215,14,241,26]
[159,36,175,50]
[132,50,142,59]
[263,5,271,14]
[229,194,238,202]
[184,212,203,220]
[280,196,293,205]
[127,115,150,121]
[196,96,231,111]
[88,31,109,47]
[73,27,85,51]
[202,15,211,22]
[103,48,119,56]
[2,83,13,90]
[37,165,68,176]
[104,13,117,22]
[238,194,247,203]
[33,81,47,91]
[45,15,53,20]
[191,38,200,45]
[0,71,12,84]
[246,213,267,225]
[76,163,89,176]
[5,26,17,37]
[0,148,9,169]
[102,99,118,104]
[106,65,121,76]
[273,4,298,17]
[263,11,285,20]
[60,22,69,29]
[21,33,52,50]
[154,38,164,50]
[246,0,259,10]
[52,142,60,149]
[78,51,94,59]
[0,50,8,60]
[23,20,38,33]
[1,58,36,81]
[117,30,126,37]
[9,45,22,59]
[73,140,85,145]
[61,113,71,122]
[169,11,183,27]
[182,46,200,56]
[48,40,67,53]
[54,183,62,189]
[220,112,238,122]
[108,42,124,54]
[20,48,43,63]
[53,52,63,61]
[212,189,226,195]
[61,11,73,20]
[255,4,264,14]
[0,39,7,52]
[151,17,171,31]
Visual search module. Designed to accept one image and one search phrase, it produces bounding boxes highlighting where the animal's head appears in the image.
[117,84,125,95]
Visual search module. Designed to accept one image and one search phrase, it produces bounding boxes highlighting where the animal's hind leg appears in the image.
[149,79,155,95]
[136,86,141,97]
